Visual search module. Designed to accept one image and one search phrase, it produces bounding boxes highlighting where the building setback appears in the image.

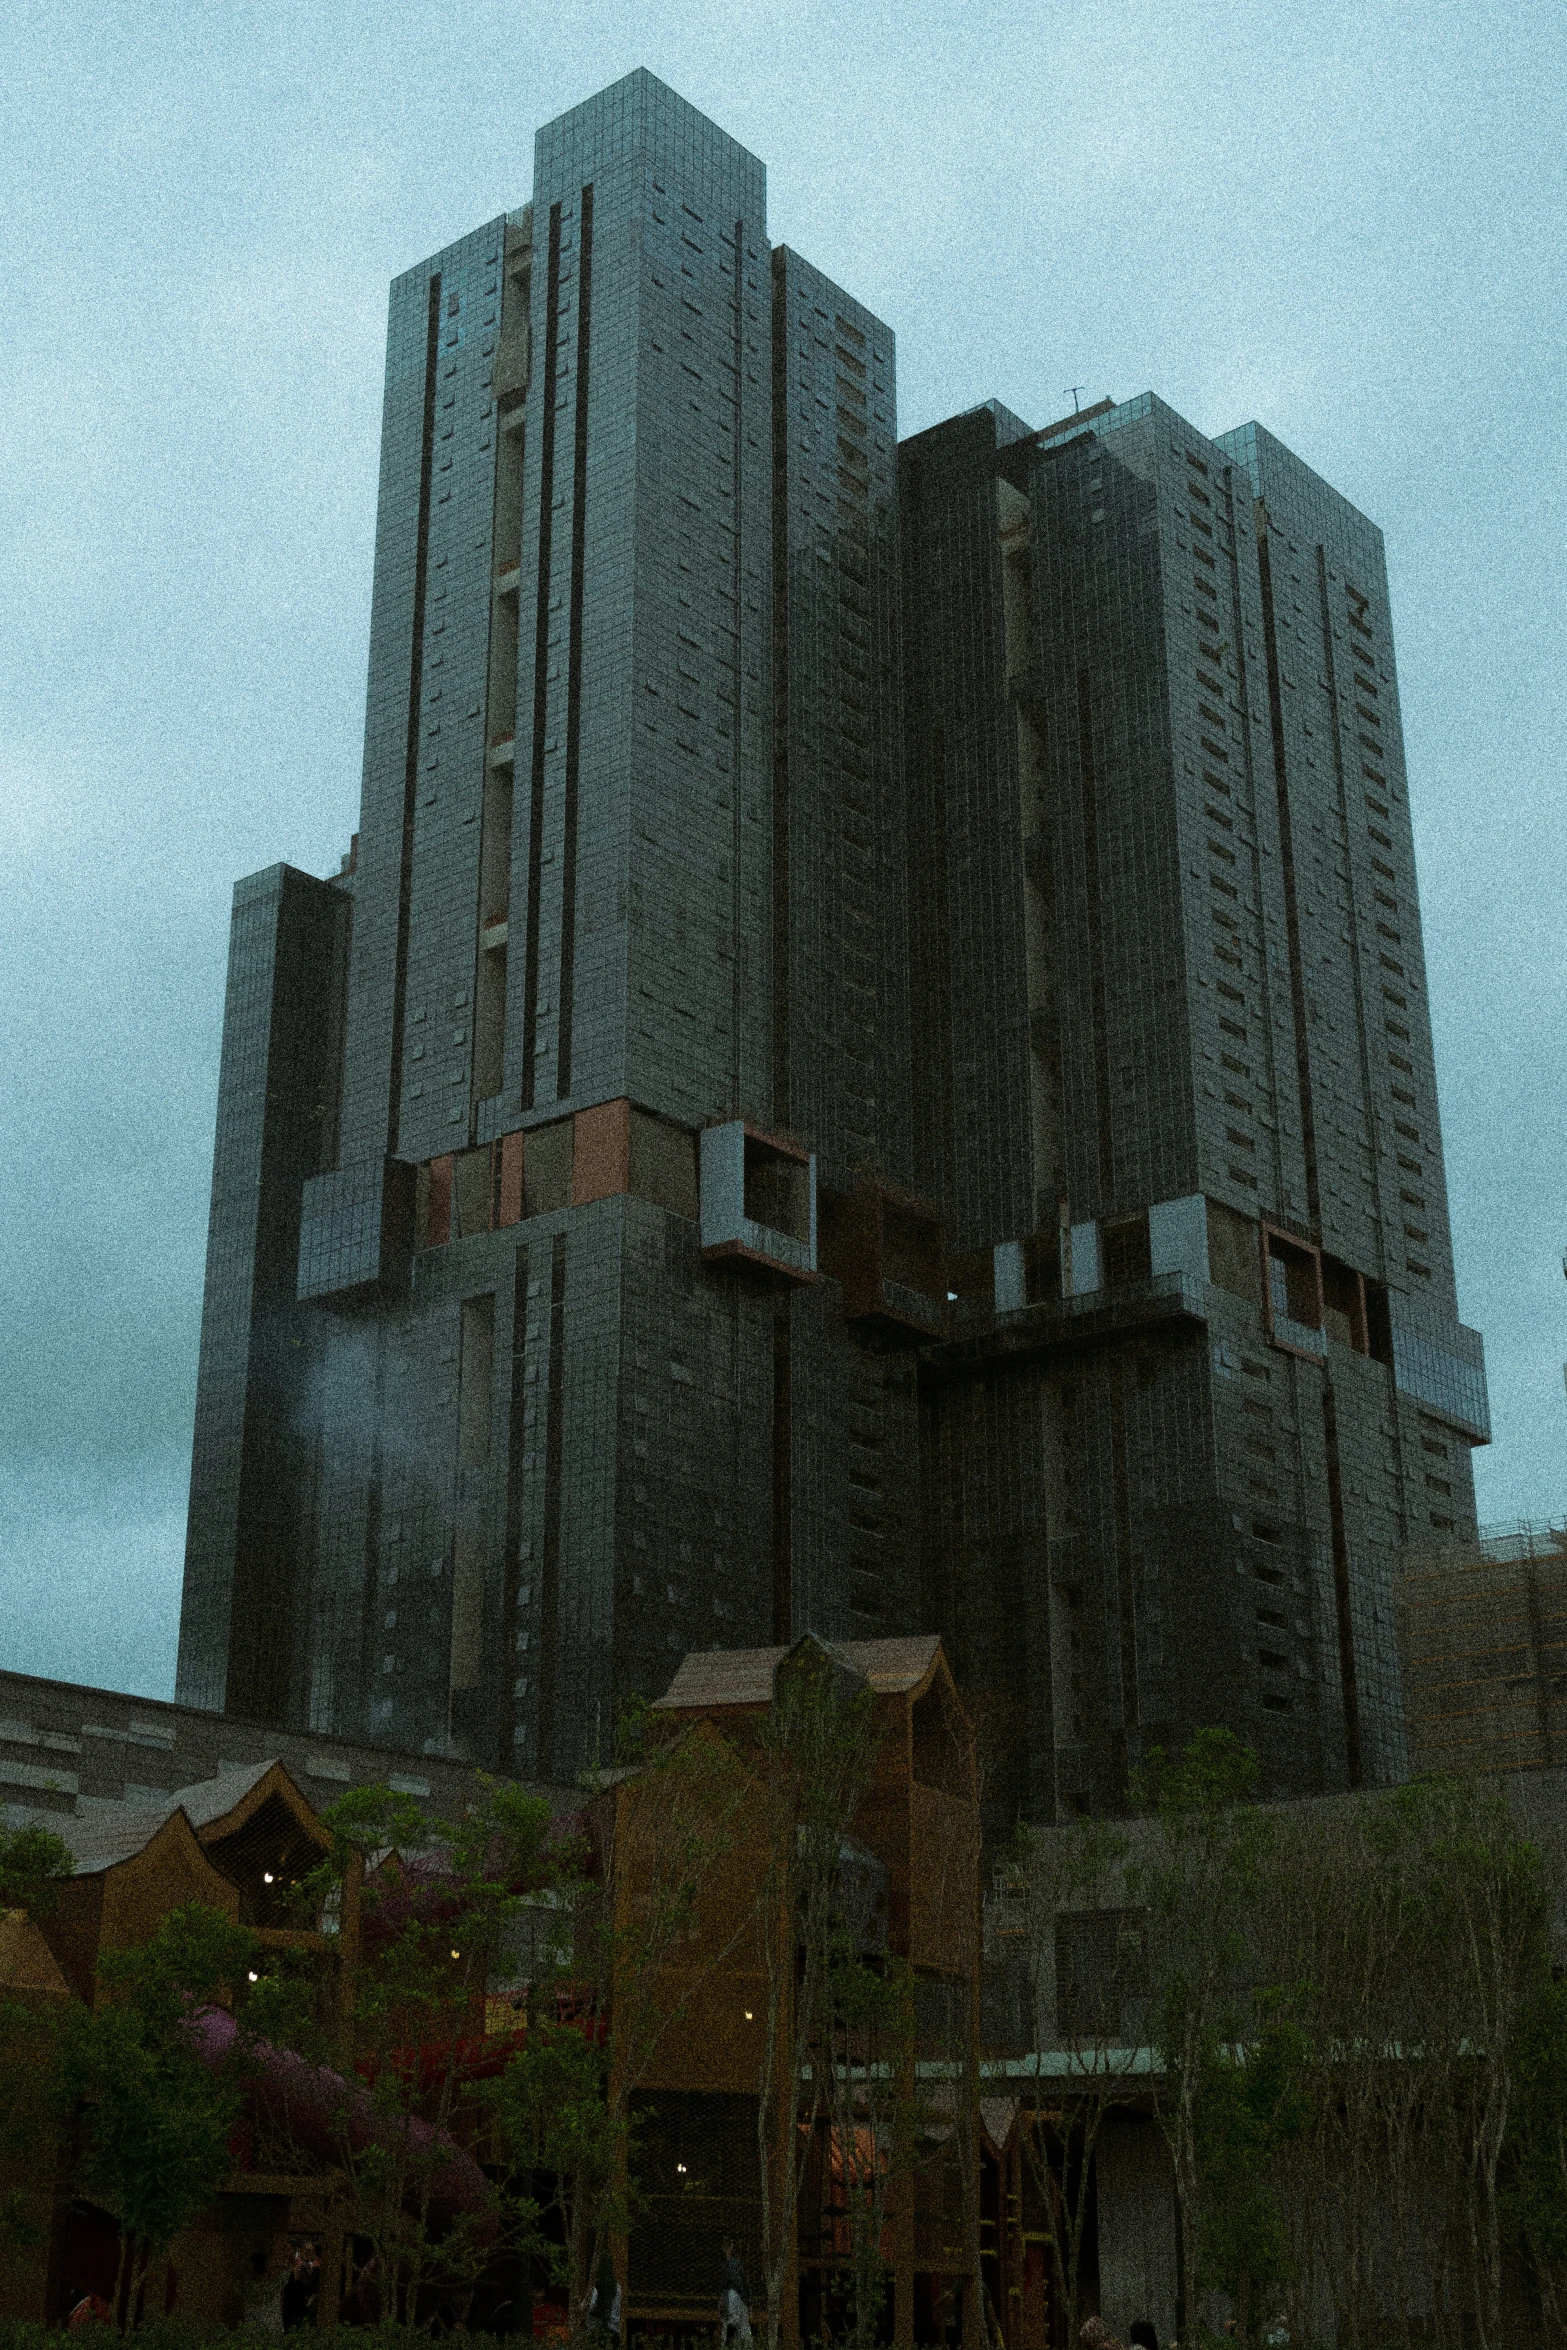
[177,73,1487,1815]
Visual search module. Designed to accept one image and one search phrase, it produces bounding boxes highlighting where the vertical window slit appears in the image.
[535,1234,568,1777]
[388,270,443,1153]
[556,183,594,1097]
[770,249,791,1127]
[1321,1380,1363,1786]
[1076,667,1116,1206]
[522,208,563,1110]
[1257,532,1320,1229]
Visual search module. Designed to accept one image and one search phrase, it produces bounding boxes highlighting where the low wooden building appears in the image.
[3,1642,987,2341]
[602,1632,984,2350]
[2,1760,337,2324]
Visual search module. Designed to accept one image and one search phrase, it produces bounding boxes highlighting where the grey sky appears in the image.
[3,0,1563,1700]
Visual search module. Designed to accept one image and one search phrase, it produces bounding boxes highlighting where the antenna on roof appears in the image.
[1065,387,1085,413]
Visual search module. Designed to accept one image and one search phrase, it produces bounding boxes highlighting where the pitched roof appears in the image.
[654,1635,943,1713]
[51,1760,295,1875]
[51,1800,211,1877]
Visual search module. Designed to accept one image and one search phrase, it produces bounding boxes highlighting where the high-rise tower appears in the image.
[178,74,929,1779]
[179,77,1486,1817]
[901,393,1487,1818]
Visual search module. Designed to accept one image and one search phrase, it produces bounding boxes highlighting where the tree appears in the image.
[1245,1793,1421,2349]
[819,1941,921,2350]
[1187,1993,1310,2342]
[1506,1975,1567,2329]
[249,1774,575,2330]
[1424,1778,1550,2349]
[752,1640,883,2350]
[0,1820,73,1917]
[496,1710,748,2348]
[1129,1728,1270,2342]
[61,1900,258,2325]
[1012,1814,1142,2348]
[491,2007,618,2338]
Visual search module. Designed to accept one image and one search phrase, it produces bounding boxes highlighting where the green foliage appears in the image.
[251,1775,571,2325]
[236,1944,328,2067]
[1132,1723,1260,1825]
[492,2019,620,2288]
[1131,1731,1272,2339]
[1118,1741,1562,2346]
[0,1821,73,1919]
[1190,1998,1311,2327]
[614,1689,655,1764]
[61,1903,258,2301]
[90,1901,258,2035]
[1507,1976,1567,2273]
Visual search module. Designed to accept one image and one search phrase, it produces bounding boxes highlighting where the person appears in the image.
[718,2235,752,2347]
[589,2251,622,2344]
[1079,2321,1125,2350]
[280,2243,319,2332]
[1129,2325,1160,2350]
[342,2253,382,2328]
[242,2246,286,2332]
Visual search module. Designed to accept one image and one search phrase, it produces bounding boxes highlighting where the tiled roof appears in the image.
[654,1635,943,1712]
[49,1760,289,1875]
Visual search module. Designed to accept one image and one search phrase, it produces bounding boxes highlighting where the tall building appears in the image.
[902,394,1487,1817]
[178,73,927,1782]
[178,75,1487,1814]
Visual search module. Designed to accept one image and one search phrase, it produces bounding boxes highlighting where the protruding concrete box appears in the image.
[296,1155,415,1301]
[699,1120,817,1281]
[819,1177,945,1338]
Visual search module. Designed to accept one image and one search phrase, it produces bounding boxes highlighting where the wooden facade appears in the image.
[1,1759,337,2324]
[2,1640,987,2339]
[606,1633,984,2349]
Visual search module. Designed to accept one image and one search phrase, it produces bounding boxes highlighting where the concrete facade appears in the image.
[0,1665,523,1827]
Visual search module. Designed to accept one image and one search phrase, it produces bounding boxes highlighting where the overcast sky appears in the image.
[3,0,1563,1701]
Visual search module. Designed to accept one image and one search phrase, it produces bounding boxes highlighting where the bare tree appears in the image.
[752,1639,882,2350]
[500,1714,749,2348]
[1012,1813,1142,2347]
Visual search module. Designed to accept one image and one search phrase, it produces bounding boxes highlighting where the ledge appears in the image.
[927,1270,1209,1377]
